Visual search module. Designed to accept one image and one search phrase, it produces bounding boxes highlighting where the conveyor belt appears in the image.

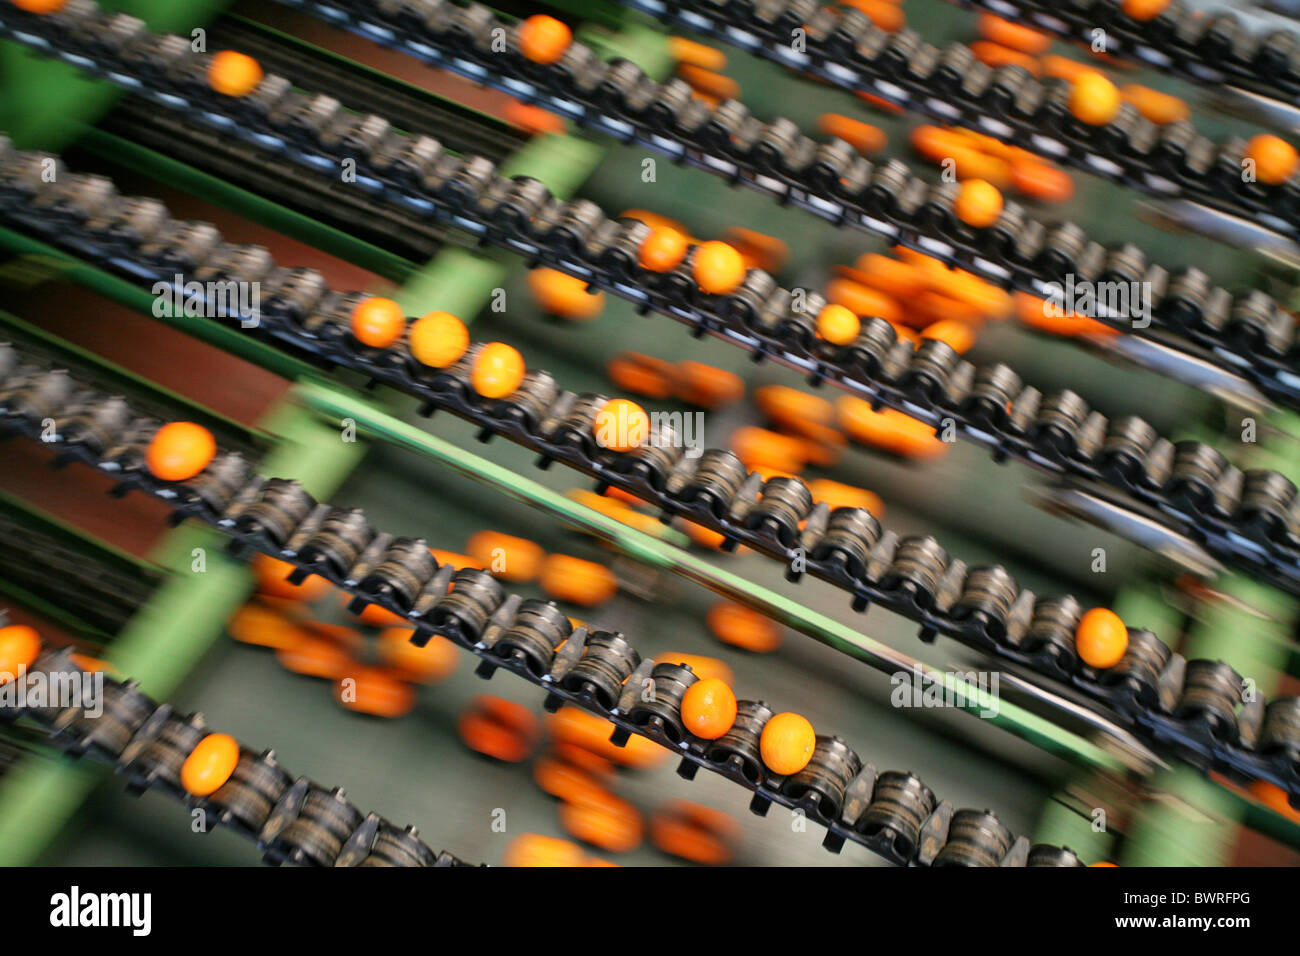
[944,0,1300,112]
[13,0,1300,414]
[8,140,1300,598]
[2,338,1298,815]
[267,0,1300,411]
[1,641,478,867]
[0,508,154,635]
[0,351,1088,866]
[94,98,446,263]
[206,12,528,163]
[606,0,1300,234]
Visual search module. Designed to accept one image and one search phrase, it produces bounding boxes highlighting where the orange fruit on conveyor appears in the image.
[145,421,216,482]
[1075,608,1128,669]
[349,296,406,348]
[408,310,469,368]
[680,678,738,740]
[0,625,41,683]
[208,50,263,98]
[471,343,526,398]
[180,733,241,797]
[759,712,816,776]
[517,14,571,65]
[692,241,746,294]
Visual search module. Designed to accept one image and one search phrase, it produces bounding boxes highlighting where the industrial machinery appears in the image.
[0,0,1297,888]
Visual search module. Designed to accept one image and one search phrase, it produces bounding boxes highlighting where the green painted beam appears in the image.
[578,21,674,79]
[501,133,606,208]
[392,248,507,325]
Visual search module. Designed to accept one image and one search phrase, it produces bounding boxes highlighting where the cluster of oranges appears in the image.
[962,13,1299,188]
[669,35,735,108]
[350,296,533,398]
[737,386,903,491]
[460,681,745,864]
[457,529,622,609]
[607,351,745,407]
[227,555,458,719]
[912,126,1073,206]
[478,658,830,863]
[831,245,1011,348]
[967,13,1188,127]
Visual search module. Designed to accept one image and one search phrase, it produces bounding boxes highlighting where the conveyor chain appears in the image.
[0,642,478,867]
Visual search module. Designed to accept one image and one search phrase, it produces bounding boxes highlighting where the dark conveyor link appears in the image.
[597,0,1300,234]
[945,0,1300,110]
[264,0,1300,411]
[0,510,155,634]
[7,2,1300,413]
[7,128,1300,599]
[2,345,1298,824]
[0,641,479,867]
[0,363,1079,868]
